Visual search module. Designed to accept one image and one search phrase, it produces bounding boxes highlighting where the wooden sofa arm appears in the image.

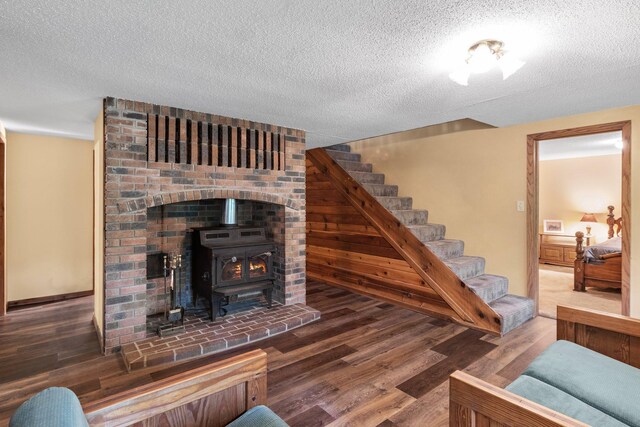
[83,349,267,427]
[449,371,586,427]
[557,305,640,368]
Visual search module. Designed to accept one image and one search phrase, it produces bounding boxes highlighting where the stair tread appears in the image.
[326,150,361,162]
[465,274,509,303]
[391,209,429,226]
[423,239,464,259]
[375,196,413,210]
[490,294,535,334]
[349,171,386,184]
[407,223,445,242]
[325,144,351,152]
[444,256,485,281]
[391,209,428,214]
[336,160,372,172]
[362,183,399,196]
[407,223,444,229]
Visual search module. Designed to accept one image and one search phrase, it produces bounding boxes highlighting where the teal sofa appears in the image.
[10,388,287,427]
[11,349,288,427]
[450,305,640,427]
[506,340,638,426]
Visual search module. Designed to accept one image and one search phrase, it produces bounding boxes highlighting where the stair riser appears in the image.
[363,184,398,197]
[337,160,373,173]
[376,197,412,210]
[326,144,351,152]
[445,258,485,281]
[326,150,362,162]
[424,240,464,259]
[410,225,445,242]
[465,275,509,303]
[392,210,429,226]
[351,172,385,184]
[490,295,535,334]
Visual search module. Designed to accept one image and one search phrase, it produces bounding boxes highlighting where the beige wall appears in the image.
[540,154,621,243]
[7,132,93,301]
[94,108,104,342]
[350,106,640,317]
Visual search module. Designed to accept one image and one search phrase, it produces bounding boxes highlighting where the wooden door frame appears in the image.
[527,121,631,316]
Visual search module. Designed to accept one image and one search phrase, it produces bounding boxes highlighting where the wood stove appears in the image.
[193,226,276,320]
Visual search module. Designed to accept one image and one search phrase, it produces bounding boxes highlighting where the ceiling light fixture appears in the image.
[449,39,525,86]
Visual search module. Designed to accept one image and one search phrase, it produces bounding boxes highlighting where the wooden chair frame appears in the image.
[450,305,640,426]
[83,349,267,427]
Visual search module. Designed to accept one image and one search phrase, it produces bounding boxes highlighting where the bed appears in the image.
[574,205,622,292]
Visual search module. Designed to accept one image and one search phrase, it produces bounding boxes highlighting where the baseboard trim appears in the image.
[8,290,94,309]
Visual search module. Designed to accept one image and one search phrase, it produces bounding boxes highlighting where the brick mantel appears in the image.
[102,97,306,353]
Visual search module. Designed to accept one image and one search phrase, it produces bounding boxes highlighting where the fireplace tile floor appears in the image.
[121,301,320,371]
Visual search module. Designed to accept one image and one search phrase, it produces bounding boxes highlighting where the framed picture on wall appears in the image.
[543,219,564,233]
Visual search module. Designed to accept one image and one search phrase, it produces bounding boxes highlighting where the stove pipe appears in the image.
[221,198,237,226]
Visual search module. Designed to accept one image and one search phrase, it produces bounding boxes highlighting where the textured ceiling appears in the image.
[1,1,639,147]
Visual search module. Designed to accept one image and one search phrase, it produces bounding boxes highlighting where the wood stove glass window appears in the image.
[249,253,270,279]
[221,256,244,282]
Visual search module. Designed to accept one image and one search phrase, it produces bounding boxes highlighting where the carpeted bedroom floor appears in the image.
[539,264,621,318]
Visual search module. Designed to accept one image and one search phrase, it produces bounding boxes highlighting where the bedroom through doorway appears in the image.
[538,132,622,317]
[527,122,631,319]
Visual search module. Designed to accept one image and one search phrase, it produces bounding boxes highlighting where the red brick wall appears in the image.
[103,98,306,353]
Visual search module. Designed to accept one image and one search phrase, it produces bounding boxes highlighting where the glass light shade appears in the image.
[498,54,525,80]
[449,67,470,86]
[467,43,497,73]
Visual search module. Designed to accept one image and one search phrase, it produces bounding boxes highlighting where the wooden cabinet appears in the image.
[539,233,583,267]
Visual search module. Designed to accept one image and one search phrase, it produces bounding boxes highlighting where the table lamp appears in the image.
[580,213,597,236]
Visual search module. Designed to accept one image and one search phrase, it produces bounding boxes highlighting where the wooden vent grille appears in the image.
[147,114,285,170]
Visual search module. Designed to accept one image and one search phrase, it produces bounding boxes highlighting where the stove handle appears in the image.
[202,271,210,281]
[255,251,272,257]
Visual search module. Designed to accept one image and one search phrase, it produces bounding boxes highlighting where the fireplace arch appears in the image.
[117,188,303,214]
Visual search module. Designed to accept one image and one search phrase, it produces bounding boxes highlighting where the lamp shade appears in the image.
[580,213,598,223]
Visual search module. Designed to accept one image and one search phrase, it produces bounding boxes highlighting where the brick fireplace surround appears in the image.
[103,97,307,353]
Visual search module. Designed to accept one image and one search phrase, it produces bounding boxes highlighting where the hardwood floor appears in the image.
[0,281,556,426]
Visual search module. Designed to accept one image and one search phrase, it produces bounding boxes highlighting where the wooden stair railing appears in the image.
[307,148,502,334]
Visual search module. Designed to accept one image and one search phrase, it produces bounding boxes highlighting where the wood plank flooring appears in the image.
[0,280,556,426]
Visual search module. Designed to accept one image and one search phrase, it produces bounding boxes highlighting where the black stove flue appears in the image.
[192,225,276,321]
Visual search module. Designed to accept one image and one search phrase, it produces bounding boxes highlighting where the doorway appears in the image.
[527,121,631,316]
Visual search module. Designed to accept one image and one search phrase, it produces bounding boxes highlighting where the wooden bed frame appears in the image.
[449,305,640,426]
[83,349,267,426]
[573,205,622,292]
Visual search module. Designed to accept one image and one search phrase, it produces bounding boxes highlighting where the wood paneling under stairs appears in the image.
[0,281,555,426]
[306,151,502,334]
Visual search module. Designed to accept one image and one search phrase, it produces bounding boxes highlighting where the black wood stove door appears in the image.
[217,254,245,285]
[248,251,271,279]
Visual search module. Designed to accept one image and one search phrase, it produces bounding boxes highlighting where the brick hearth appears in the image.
[121,301,319,371]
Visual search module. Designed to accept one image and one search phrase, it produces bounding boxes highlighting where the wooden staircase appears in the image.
[306,145,534,335]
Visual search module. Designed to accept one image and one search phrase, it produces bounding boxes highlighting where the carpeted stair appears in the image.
[326,144,534,334]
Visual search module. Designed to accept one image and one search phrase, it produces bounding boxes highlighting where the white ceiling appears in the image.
[539,131,622,161]
[1,1,639,147]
